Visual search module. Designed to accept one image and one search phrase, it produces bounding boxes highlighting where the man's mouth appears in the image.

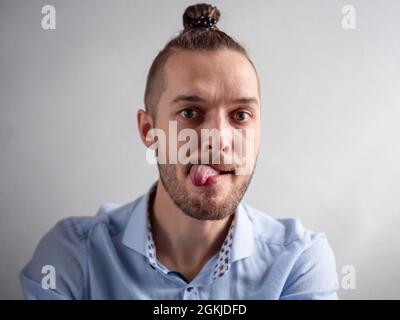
[188,164,235,187]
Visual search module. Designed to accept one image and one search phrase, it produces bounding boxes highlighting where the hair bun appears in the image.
[183,3,221,30]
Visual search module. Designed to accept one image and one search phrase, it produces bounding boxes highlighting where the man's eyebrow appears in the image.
[172,95,259,105]
[172,95,206,104]
[232,97,259,105]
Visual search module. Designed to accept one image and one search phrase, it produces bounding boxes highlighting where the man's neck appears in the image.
[150,180,234,282]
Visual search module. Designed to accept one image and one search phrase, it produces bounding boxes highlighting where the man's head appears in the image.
[138,4,260,221]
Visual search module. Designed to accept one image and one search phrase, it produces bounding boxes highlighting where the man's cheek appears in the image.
[176,164,188,180]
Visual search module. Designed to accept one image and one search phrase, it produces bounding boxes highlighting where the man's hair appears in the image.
[144,3,256,119]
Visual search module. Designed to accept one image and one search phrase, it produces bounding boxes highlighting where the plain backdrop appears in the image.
[1,0,399,299]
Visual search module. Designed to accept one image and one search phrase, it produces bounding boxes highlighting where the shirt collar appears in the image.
[122,182,157,258]
[122,182,254,278]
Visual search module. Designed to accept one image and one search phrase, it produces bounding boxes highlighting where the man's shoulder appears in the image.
[25,194,144,264]
[19,194,146,299]
[55,195,144,241]
[242,202,325,247]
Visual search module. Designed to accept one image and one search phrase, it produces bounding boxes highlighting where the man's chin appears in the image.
[194,193,226,206]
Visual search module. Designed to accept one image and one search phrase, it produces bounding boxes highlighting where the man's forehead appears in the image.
[163,50,259,101]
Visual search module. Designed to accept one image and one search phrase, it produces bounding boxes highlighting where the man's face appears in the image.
[153,49,260,220]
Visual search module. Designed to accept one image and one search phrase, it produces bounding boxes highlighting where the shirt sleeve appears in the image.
[280,233,340,300]
[19,218,86,300]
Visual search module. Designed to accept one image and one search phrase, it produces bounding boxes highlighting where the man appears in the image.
[20,3,339,299]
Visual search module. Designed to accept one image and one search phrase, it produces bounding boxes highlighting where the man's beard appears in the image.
[157,163,255,221]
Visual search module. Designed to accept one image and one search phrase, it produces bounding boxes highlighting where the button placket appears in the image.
[184,286,198,300]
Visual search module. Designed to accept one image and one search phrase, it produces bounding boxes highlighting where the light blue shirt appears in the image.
[20,183,339,300]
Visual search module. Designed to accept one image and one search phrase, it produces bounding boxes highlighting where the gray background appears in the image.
[1,0,399,299]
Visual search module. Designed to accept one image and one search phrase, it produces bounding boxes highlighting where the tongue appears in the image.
[189,165,219,186]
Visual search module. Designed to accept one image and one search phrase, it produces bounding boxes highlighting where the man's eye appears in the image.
[180,109,198,119]
[233,111,250,122]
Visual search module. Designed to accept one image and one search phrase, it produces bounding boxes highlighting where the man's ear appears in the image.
[137,109,155,148]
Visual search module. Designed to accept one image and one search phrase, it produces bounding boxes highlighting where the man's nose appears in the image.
[200,112,233,158]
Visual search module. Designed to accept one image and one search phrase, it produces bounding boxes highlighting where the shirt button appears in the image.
[187,286,194,292]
